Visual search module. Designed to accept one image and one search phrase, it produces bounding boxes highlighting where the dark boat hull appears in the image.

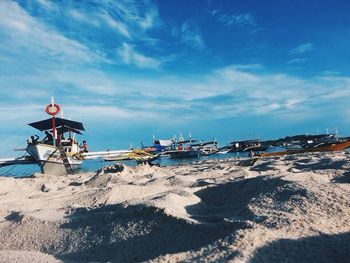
[260,140,350,157]
[168,150,199,159]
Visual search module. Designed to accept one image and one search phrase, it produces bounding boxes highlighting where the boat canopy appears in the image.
[154,139,173,147]
[28,117,85,132]
[192,141,216,147]
[175,139,198,144]
[54,125,83,135]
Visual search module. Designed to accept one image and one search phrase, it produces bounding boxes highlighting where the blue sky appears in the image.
[0,0,350,152]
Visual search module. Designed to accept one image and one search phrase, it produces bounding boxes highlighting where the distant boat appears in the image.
[191,141,219,156]
[164,138,199,159]
[167,149,199,159]
[103,149,160,164]
[142,138,174,154]
[227,139,268,153]
[260,139,350,157]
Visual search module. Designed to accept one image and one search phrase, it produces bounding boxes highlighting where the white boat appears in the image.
[192,141,219,156]
[25,114,86,175]
[0,99,132,175]
[26,142,83,175]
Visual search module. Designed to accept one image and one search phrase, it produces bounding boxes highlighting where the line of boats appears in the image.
[1,99,350,175]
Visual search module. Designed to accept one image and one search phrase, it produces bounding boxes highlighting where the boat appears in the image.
[167,149,199,159]
[24,101,86,175]
[103,149,159,164]
[191,141,219,156]
[0,98,131,175]
[166,139,200,159]
[141,137,175,154]
[227,139,268,153]
[0,100,86,175]
[103,152,131,161]
[259,139,350,157]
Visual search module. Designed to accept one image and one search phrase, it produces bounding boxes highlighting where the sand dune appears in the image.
[0,152,349,262]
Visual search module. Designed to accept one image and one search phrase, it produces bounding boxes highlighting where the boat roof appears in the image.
[229,139,260,144]
[28,117,85,132]
[191,141,217,146]
[175,139,198,144]
[154,139,174,146]
[54,125,83,135]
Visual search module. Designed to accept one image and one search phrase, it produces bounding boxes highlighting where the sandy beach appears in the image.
[0,152,349,262]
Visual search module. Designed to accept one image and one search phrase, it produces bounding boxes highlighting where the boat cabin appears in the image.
[28,117,86,156]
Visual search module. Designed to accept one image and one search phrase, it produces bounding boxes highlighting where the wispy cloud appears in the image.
[68,9,100,27]
[287,58,308,64]
[1,0,349,143]
[116,43,161,69]
[98,12,131,38]
[0,59,349,140]
[35,0,56,11]
[178,22,205,49]
[211,10,257,29]
[290,42,314,54]
[0,1,103,64]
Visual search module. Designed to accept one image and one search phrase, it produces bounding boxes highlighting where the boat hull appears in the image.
[260,140,350,157]
[26,144,82,175]
[168,150,199,159]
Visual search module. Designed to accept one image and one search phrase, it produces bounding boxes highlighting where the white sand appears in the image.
[0,152,349,262]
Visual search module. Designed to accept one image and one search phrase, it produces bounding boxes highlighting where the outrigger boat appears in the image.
[25,117,86,175]
[259,139,350,157]
[165,137,200,159]
[103,149,160,164]
[0,99,131,175]
[191,140,219,156]
[0,99,86,175]
[226,139,268,153]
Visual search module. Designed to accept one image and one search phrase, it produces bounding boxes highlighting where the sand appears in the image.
[0,152,349,262]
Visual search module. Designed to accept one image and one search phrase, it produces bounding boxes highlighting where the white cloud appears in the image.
[287,58,308,64]
[68,9,100,27]
[98,12,130,38]
[35,0,56,11]
[95,0,160,39]
[117,43,161,69]
[139,11,157,29]
[211,10,257,28]
[0,1,103,64]
[0,1,348,129]
[290,43,314,54]
[179,22,204,49]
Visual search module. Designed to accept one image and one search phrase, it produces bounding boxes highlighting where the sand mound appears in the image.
[0,152,349,262]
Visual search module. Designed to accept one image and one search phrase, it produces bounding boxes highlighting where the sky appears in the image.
[0,0,350,152]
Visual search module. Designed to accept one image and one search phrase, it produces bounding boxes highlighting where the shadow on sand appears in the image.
[332,171,350,184]
[58,204,238,262]
[249,231,350,263]
[186,176,305,225]
[292,158,347,172]
[56,176,306,262]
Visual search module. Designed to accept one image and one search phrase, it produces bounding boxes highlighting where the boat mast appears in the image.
[51,97,56,146]
[45,97,61,146]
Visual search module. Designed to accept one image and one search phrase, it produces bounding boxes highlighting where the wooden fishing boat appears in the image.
[259,139,350,157]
